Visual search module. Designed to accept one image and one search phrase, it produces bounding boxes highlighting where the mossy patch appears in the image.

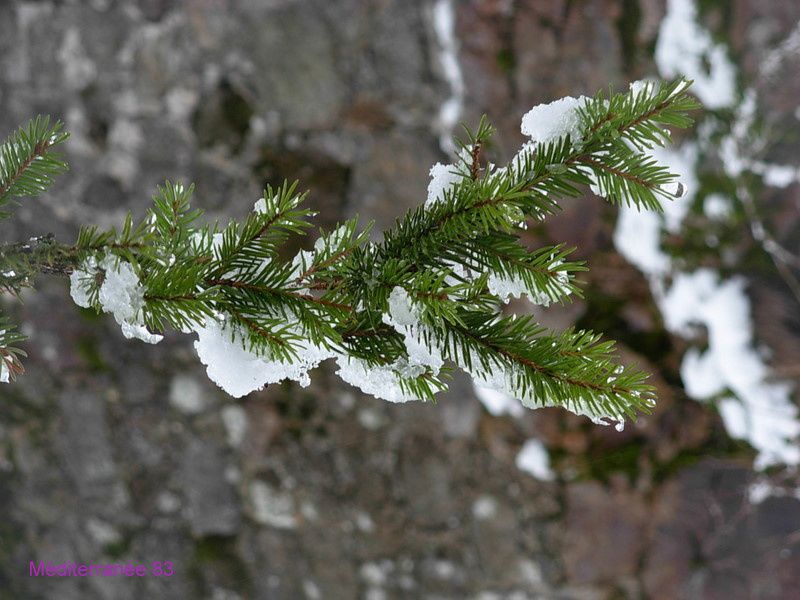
[616,0,642,74]
[580,438,646,483]
[576,287,672,362]
[496,48,515,74]
[189,536,251,597]
[76,335,108,372]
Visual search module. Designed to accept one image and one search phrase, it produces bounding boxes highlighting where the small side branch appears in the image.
[0,234,79,293]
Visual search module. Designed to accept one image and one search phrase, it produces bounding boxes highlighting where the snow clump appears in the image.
[521,96,590,146]
[487,260,570,306]
[70,254,163,344]
[426,162,462,207]
[193,315,335,399]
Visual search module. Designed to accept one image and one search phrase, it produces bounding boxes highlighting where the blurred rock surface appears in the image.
[0,1,798,598]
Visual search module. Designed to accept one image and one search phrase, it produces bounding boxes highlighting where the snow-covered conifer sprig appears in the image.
[0,316,26,383]
[0,79,700,429]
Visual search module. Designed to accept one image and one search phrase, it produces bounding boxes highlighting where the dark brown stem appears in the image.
[205,277,352,312]
[0,234,80,291]
[229,309,289,348]
[577,156,655,189]
[470,141,482,180]
[295,247,355,284]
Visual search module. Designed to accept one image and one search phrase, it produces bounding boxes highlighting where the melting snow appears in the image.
[747,479,800,505]
[624,5,800,468]
[69,257,97,308]
[221,404,247,447]
[655,0,736,109]
[469,357,626,431]
[334,286,447,403]
[426,162,461,207]
[613,143,697,278]
[660,270,800,468]
[119,322,163,344]
[431,0,465,155]
[193,315,334,398]
[335,356,421,403]
[703,193,732,220]
[383,286,444,376]
[97,256,144,323]
[520,96,589,146]
[515,439,555,481]
[473,382,524,418]
[249,480,296,529]
[486,259,569,306]
[70,254,163,344]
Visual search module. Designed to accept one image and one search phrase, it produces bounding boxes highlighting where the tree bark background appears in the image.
[0,1,798,598]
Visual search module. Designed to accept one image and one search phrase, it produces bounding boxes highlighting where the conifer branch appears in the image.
[0,116,69,218]
[0,315,26,383]
[0,79,700,425]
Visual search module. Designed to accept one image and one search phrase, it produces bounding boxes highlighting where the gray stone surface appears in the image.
[0,1,799,599]
[180,439,241,537]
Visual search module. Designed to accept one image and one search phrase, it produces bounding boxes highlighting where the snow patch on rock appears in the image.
[660,270,800,468]
[656,0,736,109]
[431,0,465,155]
[249,480,296,529]
[515,439,555,481]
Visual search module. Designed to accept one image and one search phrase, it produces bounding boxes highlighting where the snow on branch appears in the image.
[0,80,700,429]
